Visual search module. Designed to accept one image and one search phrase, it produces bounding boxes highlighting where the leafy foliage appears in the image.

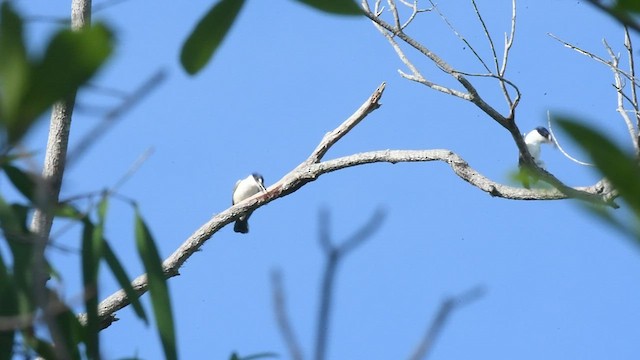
[181,0,246,75]
[557,117,640,241]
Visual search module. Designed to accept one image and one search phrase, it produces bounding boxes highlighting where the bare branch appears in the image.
[29,0,93,357]
[471,0,500,75]
[314,209,385,360]
[362,3,514,131]
[408,286,485,360]
[271,271,304,360]
[603,38,640,155]
[85,83,615,330]
[547,111,594,166]
[305,82,386,165]
[623,27,640,155]
[428,0,492,73]
[548,33,640,88]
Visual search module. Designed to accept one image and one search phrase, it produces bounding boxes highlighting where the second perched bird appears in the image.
[519,127,554,188]
[232,173,267,234]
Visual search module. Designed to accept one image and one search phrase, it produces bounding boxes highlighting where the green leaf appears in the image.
[2,164,38,203]
[0,246,16,360]
[0,2,29,125]
[617,0,640,13]
[51,296,84,360]
[134,208,176,360]
[15,23,114,138]
[24,336,57,360]
[180,0,246,75]
[294,0,363,15]
[54,202,84,219]
[81,216,102,359]
[102,240,148,323]
[557,118,640,217]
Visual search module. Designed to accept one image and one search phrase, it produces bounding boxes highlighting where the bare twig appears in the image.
[314,209,385,360]
[408,286,485,360]
[271,271,304,360]
[548,33,640,87]
[546,111,594,166]
[623,27,640,155]
[428,0,492,74]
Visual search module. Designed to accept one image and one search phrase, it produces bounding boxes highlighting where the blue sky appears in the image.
[12,0,640,359]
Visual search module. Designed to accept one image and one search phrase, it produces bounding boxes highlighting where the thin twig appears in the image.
[428,0,492,73]
[548,33,640,87]
[471,0,499,75]
[547,111,593,166]
[623,27,640,156]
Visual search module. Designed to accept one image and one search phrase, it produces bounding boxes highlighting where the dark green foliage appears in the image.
[294,0,363,15]
[135,208,177,360]
[181,0,246,75]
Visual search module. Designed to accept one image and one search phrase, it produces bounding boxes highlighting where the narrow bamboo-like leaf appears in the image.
[0,252,16,360]
[52,296,84,360]
[557,118,640,217]
[239,352,280,360]
[0,196,34,315]
[54,203,83,219]
[294,0,363,15]
[0,329,14,360]
[180,0,246,75]
[0,2,29,125]
[102,240,148,322]
[2,164,37,202]
[617,0,640,13]
[134,208,176,360]
[24,336,56,360]
[81,217,102,359]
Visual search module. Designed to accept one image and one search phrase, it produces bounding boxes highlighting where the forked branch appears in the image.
[87,81,616,330]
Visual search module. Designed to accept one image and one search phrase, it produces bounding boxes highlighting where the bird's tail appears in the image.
[234,220,249,234]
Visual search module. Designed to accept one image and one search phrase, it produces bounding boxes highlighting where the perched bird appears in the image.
[519,127,554,188]
[232,173,267,233]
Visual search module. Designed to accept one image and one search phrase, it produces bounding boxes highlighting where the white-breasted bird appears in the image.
[232,173,267,233]
[519,126,554,188]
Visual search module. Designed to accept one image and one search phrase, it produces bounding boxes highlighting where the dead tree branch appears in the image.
[86,82,616,330]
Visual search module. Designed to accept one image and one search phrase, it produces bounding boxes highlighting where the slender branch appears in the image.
[623,27,640,156]
[314,209,385,360]
[604,38,640,155]
[29,0,91,357]
[546,111,594,166]
[548,33,640,87]
[428,0,492,74]
[85,83,616,330]
[471,0,499,75]
[408,286,485,360]
[271,271,304,360]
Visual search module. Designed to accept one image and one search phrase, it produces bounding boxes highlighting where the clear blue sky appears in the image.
[14,0,640,359]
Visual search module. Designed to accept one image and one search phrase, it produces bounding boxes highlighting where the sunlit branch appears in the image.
[85,82,616,330]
